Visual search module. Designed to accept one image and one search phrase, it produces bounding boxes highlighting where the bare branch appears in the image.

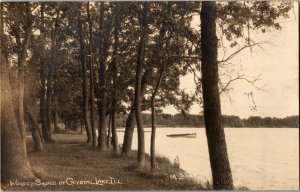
[219,73,263,95]
[218,42,260,64]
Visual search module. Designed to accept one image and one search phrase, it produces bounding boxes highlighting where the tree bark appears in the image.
[200,2,234,189]
[46,54,53,137]
[97,3,113,151]
[97,2,106,150]
[79,119,84,134]
[24,80,44,152]
[1,10,34,181]
[14,3,33,153]
[26,111,44,152]
[97,3,107,150]
[110,5,121,153]
[150,2,170,168]
[53,38,60,133]
[87,2,97,147]
[122,68,153,155]
[1,71,35,183]
[77,3,93,146]
[53,97,60,132]
[150,67,164,168]
[39,3,52,143]
[134,2,149,167]
[46,8,61,143]
[122,109,135,154]
[52,21,60,134]
[107,113,111,148]
[111,111,119,153]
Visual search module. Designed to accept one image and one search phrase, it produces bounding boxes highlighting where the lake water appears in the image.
[117,128,299,190]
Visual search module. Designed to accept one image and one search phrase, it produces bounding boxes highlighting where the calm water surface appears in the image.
[117,128,299,190]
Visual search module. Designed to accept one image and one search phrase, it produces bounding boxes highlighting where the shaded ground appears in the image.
[3,132,205,190]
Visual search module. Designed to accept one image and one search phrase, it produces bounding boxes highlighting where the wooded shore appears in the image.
[2,132,205,191]
[1,2,294,190]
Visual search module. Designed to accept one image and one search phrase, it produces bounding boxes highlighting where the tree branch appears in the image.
[218,42,260,64]
[219,73,263,95]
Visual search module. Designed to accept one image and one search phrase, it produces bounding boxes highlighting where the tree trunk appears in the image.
[87,2,97,147]
[37,121,44,144]
[46,59,53,137]
[16,67,26,151]
[151,67,165,168]
[1,71,35,183]
[53,98,60,132]
[122,68,153,155]
[14,4,33,154]
[26,111,44,152]
[97,3,113,151]
[111,111,119,153]
[46,8,61,143]
[39,5,50,142]
[1,13,34,180]
[52,36,60,134]
[150,2,170,168]
[110,5,121,153]
[77,4,93,146]
[65,120,70,130]
[134,2,149,167]
[52,18,60,134]
[97,2,107,150]
[24,80,44,152]
[80,119,84,134]
[122,109,135,154]
[107,113,111,148]
[200,2,234,189]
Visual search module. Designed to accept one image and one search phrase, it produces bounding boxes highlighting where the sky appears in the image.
[163,2,299,118]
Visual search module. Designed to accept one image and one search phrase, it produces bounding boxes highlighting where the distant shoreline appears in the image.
[117,126,299,129]
[129,114,299,129]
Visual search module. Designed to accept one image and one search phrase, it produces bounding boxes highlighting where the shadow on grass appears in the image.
[6,132,249,190]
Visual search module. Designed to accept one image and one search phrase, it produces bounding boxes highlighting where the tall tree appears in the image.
[22,54,44,147]
[1,4,35,182]
[110,4,121,153]
[87,2,97,147]
[53,40,61,134]
[122,68,153,155]
[134,2,149,167]
[25,108,44,152]
[97,2,107,150]
[106,113,112,148]
[38,3,55,142]
[1,69,35,183]
[200,2,233,189]
[11,3,33,152]
[97,3,113,150]
[122,2,198,155]
[150,2,171,168]
[150,67,164,168]
[77,3,93,146]
[46,7,61,142]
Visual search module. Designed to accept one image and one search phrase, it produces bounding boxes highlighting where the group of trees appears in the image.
[141,114,299,128]
[61,113,299,129]
[1,1,293,189]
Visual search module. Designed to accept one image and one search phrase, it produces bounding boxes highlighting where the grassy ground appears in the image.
[3,132,206,191]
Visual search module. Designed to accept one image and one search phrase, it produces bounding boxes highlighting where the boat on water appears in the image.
[166,133,196,138]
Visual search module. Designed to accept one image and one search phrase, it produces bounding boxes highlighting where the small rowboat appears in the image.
[166,133,196,138]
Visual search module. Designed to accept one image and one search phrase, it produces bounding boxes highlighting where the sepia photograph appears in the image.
[0,1,299,191]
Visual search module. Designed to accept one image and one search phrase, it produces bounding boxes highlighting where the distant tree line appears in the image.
[139,114,299,128]
[60,113,299,129]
